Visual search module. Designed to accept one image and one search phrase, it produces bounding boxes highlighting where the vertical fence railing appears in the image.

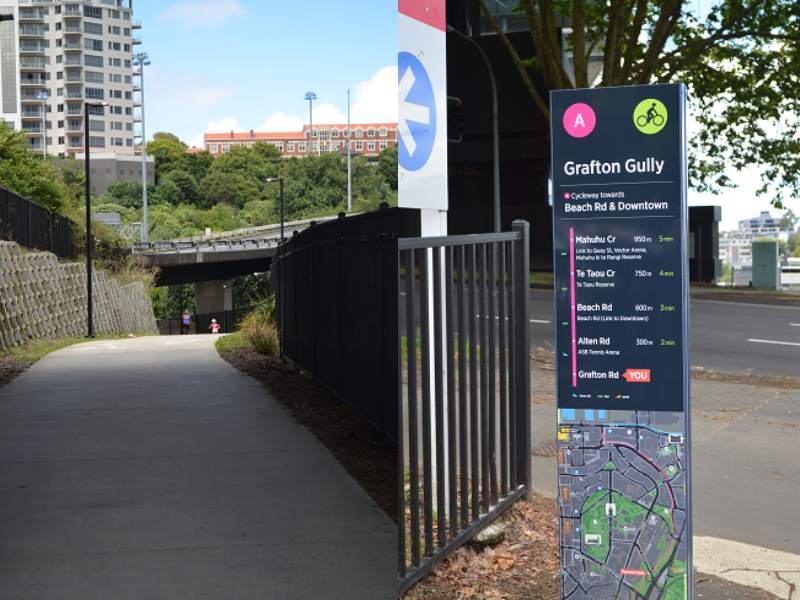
[398,221,531,593]
[0,186,77,258]
[274,207,421,442]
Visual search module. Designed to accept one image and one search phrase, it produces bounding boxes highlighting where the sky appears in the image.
[135,0,795,230]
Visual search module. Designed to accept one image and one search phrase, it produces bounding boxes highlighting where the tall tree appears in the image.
[479,0,800,206]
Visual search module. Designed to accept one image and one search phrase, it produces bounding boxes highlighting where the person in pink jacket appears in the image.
[209,319,221,334]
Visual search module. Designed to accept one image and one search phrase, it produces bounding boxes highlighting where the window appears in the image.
[287,142,294,152]
[85,55,104,67]
[298,143,306,152]
[355,128,364,138]
[124,44,131,52]
[379,127,388,137]
[210,144,218,153]
[355,141,363,151]
[84,22,102,35]
[89,120,105,132]
[380,141,388,150]
[367,141,375,151]
[57,120,64,128]
[85,87,104,100]
[84,38,103,52]
[85,71,104,83]
[84,6,103,19]
[331,129,339,138]
[108,42,121,51]
[110,9,120,19]
[89,136,105,148]
[276,142,284,151]
[222,144,230,153]
[367,128,375,137]
[343,130,350,138]
[58,136,65,145]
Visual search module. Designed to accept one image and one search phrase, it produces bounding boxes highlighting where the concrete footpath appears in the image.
[531,362,800,599]
[0,336,396,599]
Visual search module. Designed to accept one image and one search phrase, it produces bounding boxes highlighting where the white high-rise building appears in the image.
[0,0,140,157]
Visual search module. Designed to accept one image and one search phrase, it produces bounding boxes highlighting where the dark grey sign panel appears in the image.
[551,84,691,600]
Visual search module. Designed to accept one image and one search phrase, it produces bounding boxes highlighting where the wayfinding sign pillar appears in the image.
[551,85,692,600]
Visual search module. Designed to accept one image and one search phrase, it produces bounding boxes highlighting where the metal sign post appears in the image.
[551,84,691,600]
[398,0,450,532]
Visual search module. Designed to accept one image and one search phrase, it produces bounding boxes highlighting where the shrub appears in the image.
[240,300,279,356]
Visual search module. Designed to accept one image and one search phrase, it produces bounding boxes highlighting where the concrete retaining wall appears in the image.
[0,241,157,350]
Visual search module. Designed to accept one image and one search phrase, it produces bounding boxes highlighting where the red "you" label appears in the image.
[623,368,651,383]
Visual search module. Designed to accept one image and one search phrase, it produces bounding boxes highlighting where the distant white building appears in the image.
[719,211,786,268]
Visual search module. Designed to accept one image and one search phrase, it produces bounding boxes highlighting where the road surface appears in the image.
[527,289,799,378]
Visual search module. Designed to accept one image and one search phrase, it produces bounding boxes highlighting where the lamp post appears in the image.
[304,91,317,156]
[267,177,285,358]
[84,100,108,338]
[446,25,502,232]
[134,52,151,242]
[347,88,352,212]
[37,91,48,158]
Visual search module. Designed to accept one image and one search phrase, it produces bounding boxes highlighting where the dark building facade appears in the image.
[445,0,553,269]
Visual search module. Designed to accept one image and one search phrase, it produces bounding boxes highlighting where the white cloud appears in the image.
[256,65,398,131]
[189,116,243,148]
[159,0,245,27]
[258,112,305,132]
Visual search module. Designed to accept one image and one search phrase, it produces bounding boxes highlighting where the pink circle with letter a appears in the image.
[563,103,596,138]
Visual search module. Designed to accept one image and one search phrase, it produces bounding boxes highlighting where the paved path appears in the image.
[0,336,396,600]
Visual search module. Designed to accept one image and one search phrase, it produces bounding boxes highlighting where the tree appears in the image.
[161,169,200,206]
[100,180,144,209]
[377,146,398,191]
[146,132,186,182]
[479,0,800,206]
[779,209,798,232]
[199,171,260,209]
[253,142,282,162]
[0,123,71,212]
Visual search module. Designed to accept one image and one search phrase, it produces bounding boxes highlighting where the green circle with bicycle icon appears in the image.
[633,99,668,134]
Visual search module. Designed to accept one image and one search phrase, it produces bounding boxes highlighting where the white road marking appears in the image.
[692,298,800,311]
[530,319,551,324]
[791,323,800,327]
[747,338,800,347]
[694,535,800,599]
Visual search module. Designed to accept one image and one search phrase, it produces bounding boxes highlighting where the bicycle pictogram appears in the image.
[636,102,665,127]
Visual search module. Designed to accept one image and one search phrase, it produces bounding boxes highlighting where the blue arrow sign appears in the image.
[398,51,437,172]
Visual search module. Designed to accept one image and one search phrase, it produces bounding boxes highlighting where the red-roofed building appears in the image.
[203,123,397,158]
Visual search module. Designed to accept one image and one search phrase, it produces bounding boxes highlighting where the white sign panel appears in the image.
[398,0,449,211]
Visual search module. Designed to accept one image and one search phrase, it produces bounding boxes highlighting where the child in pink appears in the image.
[209,319,221,334]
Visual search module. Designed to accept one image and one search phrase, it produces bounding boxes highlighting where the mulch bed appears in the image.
[403,493,779,600]
[219,347,397,522]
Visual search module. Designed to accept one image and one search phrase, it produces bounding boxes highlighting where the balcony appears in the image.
[64,40,83,50]
[65,56,83,66]
[21,110,44,119]
[19,59,47,70]
[21,123,44,133]
[65,89,83,100]
[19,77,46,86]
[18,25,45,37]
[66,106,83,116]
[132,19,142,30]
[19,41,47,53]
[132,37,142,45]
[64,24,82,33]
[17,10,44,22]
[65,75,83,83]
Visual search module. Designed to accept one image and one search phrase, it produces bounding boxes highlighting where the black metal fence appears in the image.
[273,206,420,442]
[0,186,76,258]
[397,221,531,593]
[157,306,257,336]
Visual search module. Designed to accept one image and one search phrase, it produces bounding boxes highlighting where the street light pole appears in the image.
[446,25,502,232]
[39,92,47,158]
[134,52,151,242]
[305,91,317,156]
[347,88,352,213]
[84,101,108,338]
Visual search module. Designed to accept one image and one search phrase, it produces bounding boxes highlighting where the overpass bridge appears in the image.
[132,216,337,316]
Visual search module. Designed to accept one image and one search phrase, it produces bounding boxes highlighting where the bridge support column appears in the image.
[194,280,233,316]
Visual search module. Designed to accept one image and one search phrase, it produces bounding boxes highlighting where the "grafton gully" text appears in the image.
[563,158,665,176]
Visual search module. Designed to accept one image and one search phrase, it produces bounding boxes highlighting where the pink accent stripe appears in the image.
[399,0,446,31]
[570,227,577,388]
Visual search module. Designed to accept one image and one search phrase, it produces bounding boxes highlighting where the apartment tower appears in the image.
[0,0,139,157]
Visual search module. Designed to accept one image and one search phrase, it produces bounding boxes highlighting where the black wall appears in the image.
[446,0,553,269]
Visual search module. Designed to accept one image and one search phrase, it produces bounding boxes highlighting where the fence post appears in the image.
[309,221,316,373]
[512,220,531,497]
